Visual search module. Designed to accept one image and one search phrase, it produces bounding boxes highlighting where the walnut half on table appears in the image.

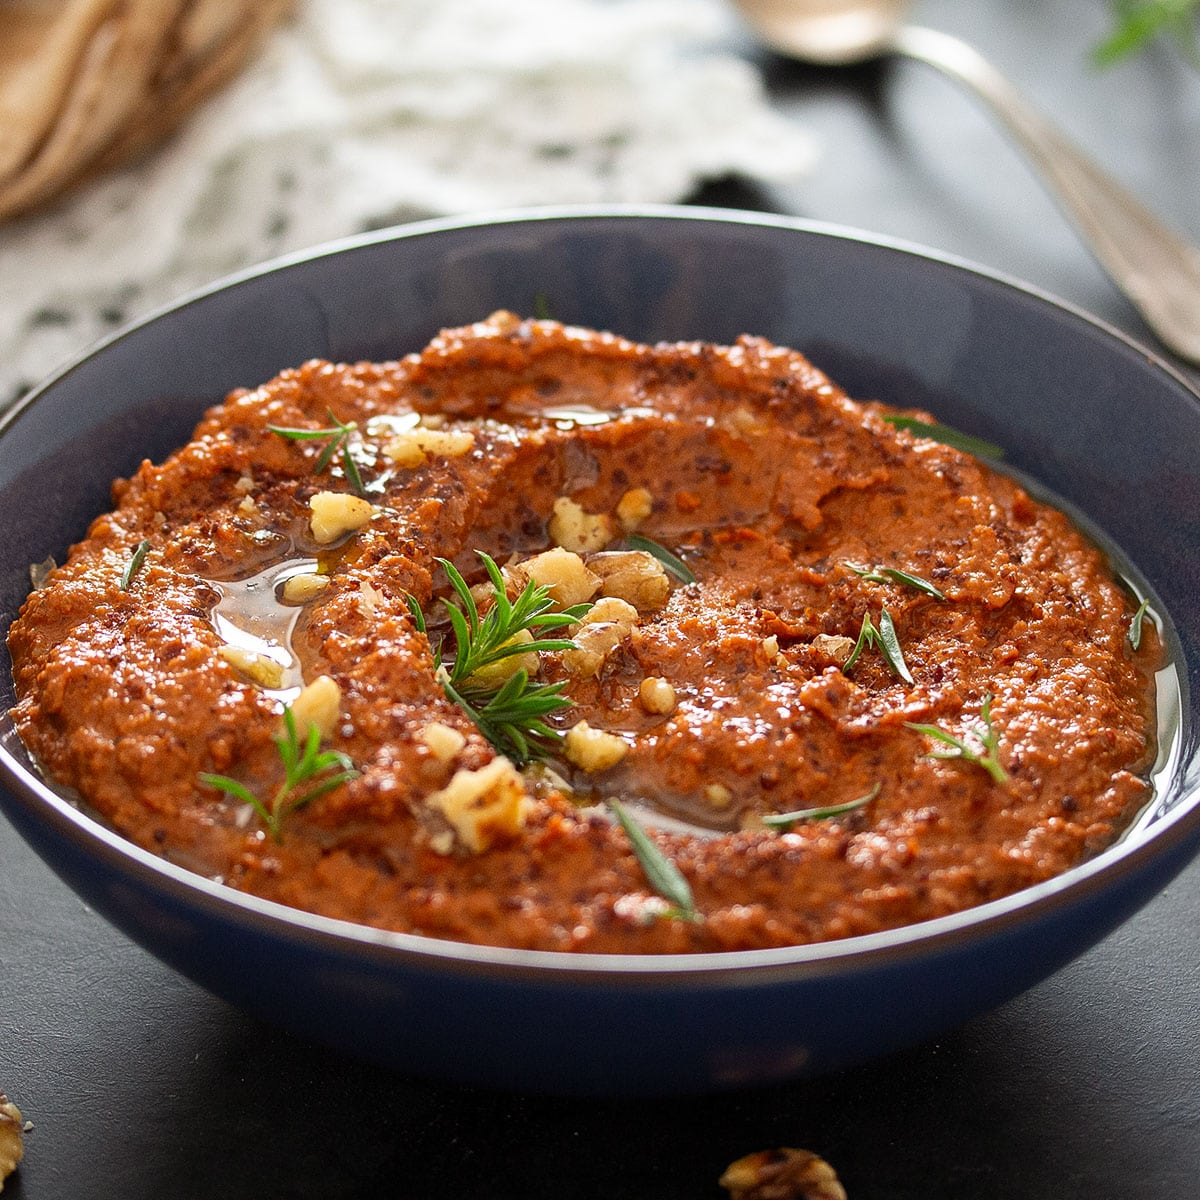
[720,1148,847,1200]
[0,1091,25,1193]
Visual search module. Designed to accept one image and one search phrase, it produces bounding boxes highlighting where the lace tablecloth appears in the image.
[0,0,814,408]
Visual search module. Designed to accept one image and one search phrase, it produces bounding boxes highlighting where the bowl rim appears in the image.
[3,201,1199,983]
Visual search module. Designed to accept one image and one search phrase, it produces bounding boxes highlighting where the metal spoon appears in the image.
[732,0,1200,365]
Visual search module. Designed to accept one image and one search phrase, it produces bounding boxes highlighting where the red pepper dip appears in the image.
[8,313,1162,953]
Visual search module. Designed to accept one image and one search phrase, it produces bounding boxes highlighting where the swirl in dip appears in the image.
[8,313,1161,952]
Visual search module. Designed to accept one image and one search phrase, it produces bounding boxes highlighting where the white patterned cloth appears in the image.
[0,0,814,407]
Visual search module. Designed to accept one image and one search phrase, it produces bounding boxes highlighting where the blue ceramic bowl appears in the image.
[2,207,1198,1096]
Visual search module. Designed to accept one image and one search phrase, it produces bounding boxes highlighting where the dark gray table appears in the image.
[4,2,1198,1195]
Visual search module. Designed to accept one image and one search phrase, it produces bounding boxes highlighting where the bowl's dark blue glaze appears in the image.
[2,207,1198,1095]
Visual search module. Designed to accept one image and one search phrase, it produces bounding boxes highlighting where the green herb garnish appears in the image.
[268,410,366,497]
[120,539,151,590]
[882,414,1004,459]
[625,534,696,584]
[409,552,588,765]
[842,607,914,683]
[533,293,554,320]
[906,694,1008,785]
[1093,0,1200,68]
[762,782,882,830]
[1128,597,1154,650]
[607,797,696,920]
[200,706,359,840]
[845,561,945,600]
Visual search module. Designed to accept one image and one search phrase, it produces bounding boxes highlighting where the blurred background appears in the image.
[2,0,1198,409]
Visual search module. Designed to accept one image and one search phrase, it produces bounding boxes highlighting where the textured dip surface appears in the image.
[8,314,1161,952]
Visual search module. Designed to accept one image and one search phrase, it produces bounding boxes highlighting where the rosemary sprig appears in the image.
[200,706,359,840]
[409,552,589,765]
[625,534,696,584]
[444,670,574,765]
[882,414,1004,460]
[1128,597,1153,650]
[762,782,882,830]
[607,797,696,920]
[438,554,586,685]
[120,539,151,590]
[906,694,1008,785]
[268,410,366,497]
[1093,0,1200,68]
[845,561,945,600]
[842,607,914,683]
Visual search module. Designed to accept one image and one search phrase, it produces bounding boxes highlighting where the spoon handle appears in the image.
[892,24,1200,365]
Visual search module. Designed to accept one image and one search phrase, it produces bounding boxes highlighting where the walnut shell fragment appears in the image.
[720,1148,846,1200]
[0,1091,25,1192]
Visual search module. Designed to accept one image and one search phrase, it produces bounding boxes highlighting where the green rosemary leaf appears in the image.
[842,611,874,673]
[906,694,1008,785]
[882,414,1004,459]
[762,782,882,829]
[845,561,945,600]
[198,772,272,826]
[269,411,367,497]
[1128,597,1153,650]
[875,607,914,683]
[841,609,913,681]
[265,424,342,440]
[405,592,427,634]
[341,443,366,497]
[120,539,151,589]
[411,552,583,763]
[607,797,696,920]
[533,293,554,320]
[1093,0,1200,68]
[198,702,359,840]
[624,534,696,584]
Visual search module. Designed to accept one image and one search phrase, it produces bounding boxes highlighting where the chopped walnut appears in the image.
[418,721,466,764]
[426,757,528,853]
[281,572,330,603]
[383,425,475,468]
[0,1092,24,1192]
[812,634,855,665]
[547,496,616,554]
[638,676,677,715]
[218,645,284,689]
[308,490,373,544]
[588,550,670,611]
[704,783,733,808]
[561,597,638,679]
[720,1148,846,1200]
[615,486,654,531]
[761,634,780,660]
[563,721,628,772]
[289,675,341,741]
[506,546,600,609]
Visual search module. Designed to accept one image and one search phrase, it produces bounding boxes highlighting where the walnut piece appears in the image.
[290,675,342,740]
[720,1148,846,1200]
[0,1092,25,1192]
[426,757,528,852]
[587,549,670,611]
[308,490,373,544]
[547,496,616,554]
[506,547,600,609]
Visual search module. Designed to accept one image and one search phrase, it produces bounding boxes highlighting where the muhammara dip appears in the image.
[8,313,1161,952]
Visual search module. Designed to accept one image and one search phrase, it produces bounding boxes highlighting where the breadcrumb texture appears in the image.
[8,314,1160,952]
